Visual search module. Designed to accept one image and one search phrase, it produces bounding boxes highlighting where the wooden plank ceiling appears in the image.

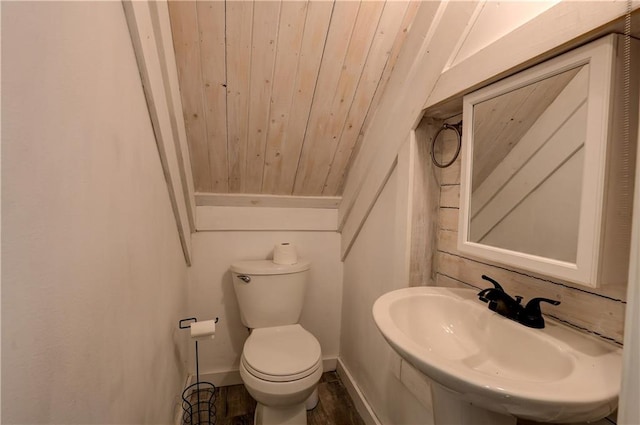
[168,1,419,196]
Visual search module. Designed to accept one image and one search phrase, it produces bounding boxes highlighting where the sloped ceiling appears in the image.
[168,0,419,196]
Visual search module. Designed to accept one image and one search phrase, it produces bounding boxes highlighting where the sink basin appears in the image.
[373,287,622,423]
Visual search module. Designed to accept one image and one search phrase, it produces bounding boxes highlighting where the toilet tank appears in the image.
[230,259,311,328]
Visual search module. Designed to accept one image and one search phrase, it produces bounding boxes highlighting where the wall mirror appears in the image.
[458,34,638,288]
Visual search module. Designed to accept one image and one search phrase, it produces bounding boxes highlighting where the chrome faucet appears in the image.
[477,275,560,329]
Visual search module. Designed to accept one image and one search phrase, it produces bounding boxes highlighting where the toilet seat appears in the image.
[242,324,321,382]
[242,356,322,383]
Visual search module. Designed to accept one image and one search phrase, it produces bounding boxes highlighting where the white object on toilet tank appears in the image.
[273,242,298,265]
[230,259,311,329]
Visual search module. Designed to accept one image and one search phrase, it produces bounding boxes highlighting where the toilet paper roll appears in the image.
[273,242,298,265]
[190,320,216,340]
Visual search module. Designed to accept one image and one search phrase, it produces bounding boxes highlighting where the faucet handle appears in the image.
[478,275,506,303]
[525,297,561,310]
[521,297,561,329]
[481,275,504,291]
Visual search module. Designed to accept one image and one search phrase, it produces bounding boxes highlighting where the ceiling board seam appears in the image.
[244,2,256,193]
[338,3,428,199]
[226,1,255,193]
[169,1,214,192]
[290,0,340,195]
[331,64,386,196]
[260,1,311,193]
[196,1,229,192]
[336,1,421,195]
[256,0,284,193]
[293,0,364,193]
[193,1,214,190]
[223,0,230,193]
[321,1,389,196]
[244,1,279,192]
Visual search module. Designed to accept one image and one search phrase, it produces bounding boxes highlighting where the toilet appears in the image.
[230,259,322,425]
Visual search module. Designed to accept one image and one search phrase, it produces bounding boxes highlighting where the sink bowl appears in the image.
[373,287,622,423]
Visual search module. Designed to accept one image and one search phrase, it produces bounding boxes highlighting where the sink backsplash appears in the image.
[428,115,626,345]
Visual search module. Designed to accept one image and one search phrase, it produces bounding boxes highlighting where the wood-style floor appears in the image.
[183,372,365,425]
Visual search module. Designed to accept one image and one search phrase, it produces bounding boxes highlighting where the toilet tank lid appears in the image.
[230,259,310,275]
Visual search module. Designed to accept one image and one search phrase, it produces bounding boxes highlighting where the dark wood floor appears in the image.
[183,372,365,425]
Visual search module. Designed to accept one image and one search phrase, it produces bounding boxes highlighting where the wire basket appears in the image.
[181,381,216,425]
[179,317,219,425]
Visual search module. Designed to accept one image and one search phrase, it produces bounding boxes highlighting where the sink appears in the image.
[373,287,622,424]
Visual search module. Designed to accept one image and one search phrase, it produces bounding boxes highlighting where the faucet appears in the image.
[477,275,560,329]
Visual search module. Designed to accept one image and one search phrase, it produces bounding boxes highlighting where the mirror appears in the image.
[469,65,587,263]
[458,34,636,288]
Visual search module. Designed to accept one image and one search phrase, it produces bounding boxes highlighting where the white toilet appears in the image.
[230,259,322,425]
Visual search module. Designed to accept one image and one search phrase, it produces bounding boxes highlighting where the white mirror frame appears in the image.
[458,35,617,288]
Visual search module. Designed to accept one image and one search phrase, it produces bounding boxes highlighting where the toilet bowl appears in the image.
[230,259,322,425]
[240,325,322,424]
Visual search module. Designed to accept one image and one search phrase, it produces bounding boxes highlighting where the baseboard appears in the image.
[188,357,339,388]
[322,356,338,372]
[336,358,382,425]
[189,370,243,387]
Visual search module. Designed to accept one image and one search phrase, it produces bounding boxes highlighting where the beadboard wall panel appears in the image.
[410,121,442,287]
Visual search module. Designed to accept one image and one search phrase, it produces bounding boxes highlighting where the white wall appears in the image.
[188,229,342,383]
[2,2,189,423]
[446,1,558,70]
[341,167,433,425]
[618,96,640,425]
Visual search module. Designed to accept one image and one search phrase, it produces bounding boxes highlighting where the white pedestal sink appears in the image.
[372,287,622,424]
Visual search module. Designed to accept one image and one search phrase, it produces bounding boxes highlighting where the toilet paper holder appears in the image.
[179,317,219,329]
[179,317,220,425]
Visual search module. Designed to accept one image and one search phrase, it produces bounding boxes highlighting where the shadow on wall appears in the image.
[222,269,248,362]
[173,325,190,377]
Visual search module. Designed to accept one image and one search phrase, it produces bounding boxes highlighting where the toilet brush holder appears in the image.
[179,317,219,425]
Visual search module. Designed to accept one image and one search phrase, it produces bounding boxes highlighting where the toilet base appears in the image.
[254,402,307,425]
[253,389,318,425]
[305,388,318,411]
